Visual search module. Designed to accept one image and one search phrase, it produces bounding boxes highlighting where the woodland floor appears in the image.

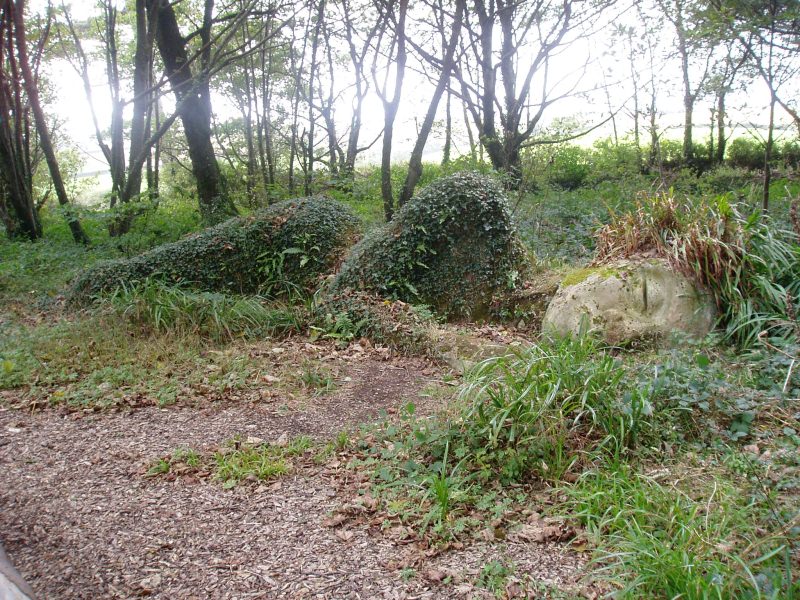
[0,340,586,600]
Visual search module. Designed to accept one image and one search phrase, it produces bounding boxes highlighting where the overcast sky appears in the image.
[43,0,797,178]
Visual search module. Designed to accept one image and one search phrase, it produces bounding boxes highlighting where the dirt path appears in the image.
[0,358,584,599]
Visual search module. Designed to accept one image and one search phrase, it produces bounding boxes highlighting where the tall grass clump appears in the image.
[568,466,796,599]
[594,194,800,347]
[456,335,654,481]
[109,280,304,342]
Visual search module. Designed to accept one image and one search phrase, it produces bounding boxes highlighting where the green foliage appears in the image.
[698,165,759,194]
[781,139,800,168]
[567,465,795,599]
[589,138,645,183]
[344,336,656,541]
[333,172,530,319]
[67,196,360,304]
[147,437,317,488]
[595,194,800,347]
[108,280,305,342]
[298,361,336,395]
[547,145,592,190]
[653,138,686,170]
[458,336,654,479]
[214,445,290,487]
[476,560,514,595]
[728,137,766,170]
[312,290,435,353]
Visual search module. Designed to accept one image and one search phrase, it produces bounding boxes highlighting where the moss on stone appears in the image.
[561,266,620,288]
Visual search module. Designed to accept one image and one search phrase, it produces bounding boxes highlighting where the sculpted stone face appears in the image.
[542,258,716,346]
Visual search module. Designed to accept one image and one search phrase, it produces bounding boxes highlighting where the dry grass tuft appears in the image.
[593,193,800,347]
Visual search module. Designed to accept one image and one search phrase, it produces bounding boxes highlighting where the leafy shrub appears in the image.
[67,196,360,304]
[727,137,764,170]
[333,172,530,319]
[649,138,685,170]
[781,139,800,168]
[568,466,793,599]
[595,194,800,347]
[548,145,592,190]
[698,165,758,194]
[589,139,644,183]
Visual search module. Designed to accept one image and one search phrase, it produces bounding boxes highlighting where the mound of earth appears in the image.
[542,258,716,345]
[67,197,360,304]
[333,172,530,320]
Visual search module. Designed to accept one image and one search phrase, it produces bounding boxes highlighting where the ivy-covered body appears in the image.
[67,197,360,304]
[333,172,530,319]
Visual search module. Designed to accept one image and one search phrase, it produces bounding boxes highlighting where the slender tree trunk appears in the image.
[464,102,476,162]
[288,18,309,195]
[13,0,88,243]
[683,90,694,163]
[629,32,642,169]
[716,91,727,164]
[708,107,715,163]
[375,0,408,221]
[442,84,452,166]
[259,32,276,192]
[398,0,463,207]
[0,7,40,240]
[674,3,694,164]
[109,0,153,235]
[305,0,325,196]
[763,92,776,213]
[149,0,237,225]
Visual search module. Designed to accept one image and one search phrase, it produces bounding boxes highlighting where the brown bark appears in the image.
[0,3,40,239]
[397,0,464,207]
[372,0,408,221]
[148,0,237,225]
[13,0,88,244]
[454,0,575,179]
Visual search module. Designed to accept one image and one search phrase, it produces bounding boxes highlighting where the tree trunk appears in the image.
[0,6,40,240]
[398,0,464,207]
[13,0,88,244]
[305,0,325,196]
[763,92,776,213]
[715,91,726,165]
[149,0,237,225]
[463,102,476,162]
[375,0,408,221]
[442,84,452,166]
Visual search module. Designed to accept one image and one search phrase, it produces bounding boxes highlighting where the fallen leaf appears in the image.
[425,569,448,582]
[322,513,348,528]
[506,581,524,598]
[335,529,354,542]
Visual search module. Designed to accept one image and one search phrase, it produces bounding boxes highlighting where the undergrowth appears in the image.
[108,280,306,342]
[595,194,800,347]
[147,435,316,488]
[342,334,799,597]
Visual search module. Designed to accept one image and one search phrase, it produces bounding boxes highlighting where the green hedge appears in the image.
[332,172,530,319]
[67,196,360,304]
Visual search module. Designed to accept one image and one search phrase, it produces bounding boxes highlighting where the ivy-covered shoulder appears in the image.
[333,171,530,320]
[66,197,361,305]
